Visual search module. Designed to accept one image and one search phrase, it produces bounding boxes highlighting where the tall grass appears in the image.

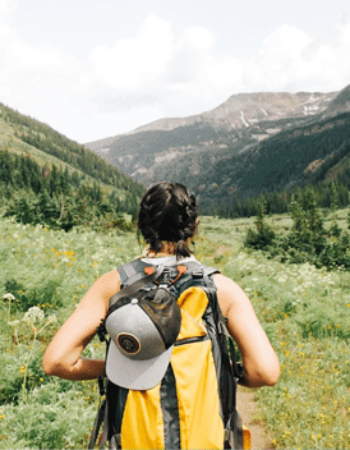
[0,212,349,449]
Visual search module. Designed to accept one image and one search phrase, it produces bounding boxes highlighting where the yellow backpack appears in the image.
[89,259,245,450]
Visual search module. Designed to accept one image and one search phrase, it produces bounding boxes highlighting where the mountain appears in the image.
[85,85,350,212]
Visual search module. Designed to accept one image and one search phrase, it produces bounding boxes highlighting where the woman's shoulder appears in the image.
[95,269,121,303]
[212,273,250,317]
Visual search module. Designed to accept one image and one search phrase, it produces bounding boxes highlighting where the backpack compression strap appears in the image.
[203,274,244,450]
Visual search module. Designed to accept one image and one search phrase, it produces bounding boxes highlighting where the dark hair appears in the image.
[137,182,198,260]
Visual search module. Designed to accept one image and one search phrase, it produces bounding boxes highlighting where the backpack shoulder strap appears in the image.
[110,264,164,307]
[117,259,155,288]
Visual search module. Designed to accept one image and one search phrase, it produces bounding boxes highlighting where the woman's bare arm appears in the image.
[42,270,120,380]
[214,274,280,388]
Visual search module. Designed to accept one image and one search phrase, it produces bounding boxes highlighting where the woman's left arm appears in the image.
[42,270,120,380]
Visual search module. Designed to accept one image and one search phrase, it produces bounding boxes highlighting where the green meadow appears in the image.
[0,211,349,449]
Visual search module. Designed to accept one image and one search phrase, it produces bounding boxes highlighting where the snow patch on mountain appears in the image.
[241,111,249,127]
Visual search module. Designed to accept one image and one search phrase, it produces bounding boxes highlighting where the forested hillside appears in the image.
[0,103,145,231]
[212,111,350,217]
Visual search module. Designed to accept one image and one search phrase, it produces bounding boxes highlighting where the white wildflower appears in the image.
[8,320,20,328]
[23,306,45,325]
[47,315,57,324]
[3,293,16,300]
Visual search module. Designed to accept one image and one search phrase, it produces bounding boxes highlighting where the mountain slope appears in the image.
[0,102,145,201]
[85,86,350,211]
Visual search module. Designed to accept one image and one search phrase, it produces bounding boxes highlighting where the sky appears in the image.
[1,0,350,143]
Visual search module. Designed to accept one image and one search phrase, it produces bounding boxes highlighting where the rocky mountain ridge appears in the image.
[85,84,350,211]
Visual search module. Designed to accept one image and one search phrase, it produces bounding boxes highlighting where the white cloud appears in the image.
[1,8,350,142]
[75,16,350,123]
[0,1,78,110]
[74,14,244,116]
[243,22,350,93]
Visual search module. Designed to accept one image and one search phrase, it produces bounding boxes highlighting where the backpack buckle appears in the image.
[192,269,204,279]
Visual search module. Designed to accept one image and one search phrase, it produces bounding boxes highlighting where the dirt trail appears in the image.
[237,388,275,450]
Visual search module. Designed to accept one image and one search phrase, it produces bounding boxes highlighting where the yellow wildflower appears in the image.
[19,366,26,373]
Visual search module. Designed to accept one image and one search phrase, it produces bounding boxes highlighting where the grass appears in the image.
[0,211,350,449]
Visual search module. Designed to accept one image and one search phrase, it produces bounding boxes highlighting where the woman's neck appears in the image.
[146,241,176,257]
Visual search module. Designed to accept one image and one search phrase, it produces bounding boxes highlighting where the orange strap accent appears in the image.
[144,267,155,275]
[170,265,188,285]
[146,265,188,285]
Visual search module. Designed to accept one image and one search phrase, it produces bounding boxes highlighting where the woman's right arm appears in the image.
[214,274,280,388]
[42,270,120,380]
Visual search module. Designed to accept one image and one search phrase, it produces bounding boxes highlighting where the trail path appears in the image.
[237,388,275,450]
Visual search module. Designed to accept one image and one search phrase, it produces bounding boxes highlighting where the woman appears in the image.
[43,181,280,446]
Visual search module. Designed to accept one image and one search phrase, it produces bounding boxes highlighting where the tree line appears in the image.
[214,170,350,219]
[0,147,139,232]
[245,188,350,271]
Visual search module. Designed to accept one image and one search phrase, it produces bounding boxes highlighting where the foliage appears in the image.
[244,197,276,250]
[245,187,350,270]
[217,174,350,219]
[0,147,137,232]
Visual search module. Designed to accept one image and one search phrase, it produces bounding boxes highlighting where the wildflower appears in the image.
[0,415,4,420]
[19,366,26,373]
[23,306,45,325]
[47,315,57,324]
[8,320,20,328]
[3,293,15,301]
